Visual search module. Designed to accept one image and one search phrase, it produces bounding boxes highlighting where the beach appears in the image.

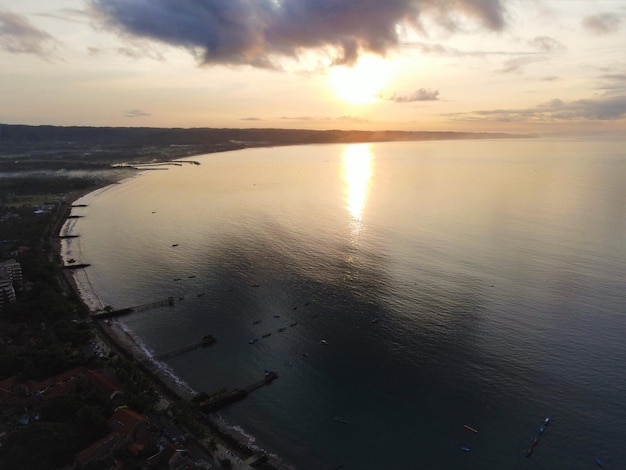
[57,176,287,470]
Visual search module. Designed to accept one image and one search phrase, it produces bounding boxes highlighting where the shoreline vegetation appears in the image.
[2,124,534,468]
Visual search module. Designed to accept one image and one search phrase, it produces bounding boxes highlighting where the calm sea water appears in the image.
[64,139,626,469]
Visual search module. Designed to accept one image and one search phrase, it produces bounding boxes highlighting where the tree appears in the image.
[0,422,79,470]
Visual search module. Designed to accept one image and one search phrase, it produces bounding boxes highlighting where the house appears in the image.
[75,408,150,468]
[85,369,125,406]
[74,432,125,468]
[106,408,149,443]
[27,366,87,403]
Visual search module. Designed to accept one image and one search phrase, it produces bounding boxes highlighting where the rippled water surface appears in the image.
[64,139,626,469]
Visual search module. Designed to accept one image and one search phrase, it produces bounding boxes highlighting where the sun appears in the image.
[328,56,390,104]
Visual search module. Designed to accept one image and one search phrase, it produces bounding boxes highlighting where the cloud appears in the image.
[240,117,263,121]
[446,95,626,122]
[582,13,621,36]
[497,55,546,74]
[278,115,370,124]
[385,88,440,102]
[0,10,57,58]
[124,109,151,118]
[88,0,509,68]
[598,73,626,94]
[527,36,565,53]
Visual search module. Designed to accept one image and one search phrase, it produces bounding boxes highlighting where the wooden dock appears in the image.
[93,297,175,319]
[156,335,216,360]
[200,371,278,413]
[61,263,91,270]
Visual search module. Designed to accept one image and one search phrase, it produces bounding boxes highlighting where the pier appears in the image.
[61,263,91,270]
[200,371,278,413]
[57,234,79,239]
[132,297,175,312]
[93,297,175,319]
[156,335,216,360]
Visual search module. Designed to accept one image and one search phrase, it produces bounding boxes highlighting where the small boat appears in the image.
[538,426,545,435]
[262,333,272,338]
[334,417,348,424]
[544,417,552,426]
[525,448,533,457]
[253,320,262,325]
[371,318,380,324]
[320,339,328,345]
[290,322,298,327]
[273,315,280,318]
[292,306,297,311]
[531,437,539,447]
[248,338,258,344]
[461,446,470,452]
[277,327,286,332]
[188,275,196,278]
[172,244,179,247]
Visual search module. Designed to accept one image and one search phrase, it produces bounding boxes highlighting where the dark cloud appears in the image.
[0,10,57,58]
[385,88,440,102]
[446,95,626,122]
[124,109,151,118]
[582,12,621,36]
[88,0,508,68]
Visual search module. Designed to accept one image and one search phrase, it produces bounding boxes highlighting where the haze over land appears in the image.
[0,0,625,136]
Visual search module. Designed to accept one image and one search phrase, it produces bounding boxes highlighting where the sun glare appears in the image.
[342,143,372,221]
[328,56,390,104]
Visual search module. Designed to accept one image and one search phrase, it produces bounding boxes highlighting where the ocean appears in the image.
[62,138,626,469]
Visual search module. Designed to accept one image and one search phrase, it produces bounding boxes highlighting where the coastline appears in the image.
[55,170,289,469]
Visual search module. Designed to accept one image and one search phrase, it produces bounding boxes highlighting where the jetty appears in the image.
[61,263,91,270]
[200,371,278,413]
[93,297,175,319]
[156,335,216,360]
[57,234,79,239]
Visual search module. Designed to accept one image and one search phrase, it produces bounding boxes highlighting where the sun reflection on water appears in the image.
[342,144,372,226]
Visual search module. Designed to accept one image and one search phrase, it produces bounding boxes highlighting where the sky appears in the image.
[1,0,625,135]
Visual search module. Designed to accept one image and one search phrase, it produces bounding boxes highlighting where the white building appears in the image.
[0,267,16,309]
[0,259,22,290]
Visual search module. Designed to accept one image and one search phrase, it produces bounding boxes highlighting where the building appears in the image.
[75,408,151,468]
[0,267,16,310]
[0,259,22,290]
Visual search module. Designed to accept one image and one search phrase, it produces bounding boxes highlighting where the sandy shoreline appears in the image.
[58,182,199,402]
[56,177,290,470]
